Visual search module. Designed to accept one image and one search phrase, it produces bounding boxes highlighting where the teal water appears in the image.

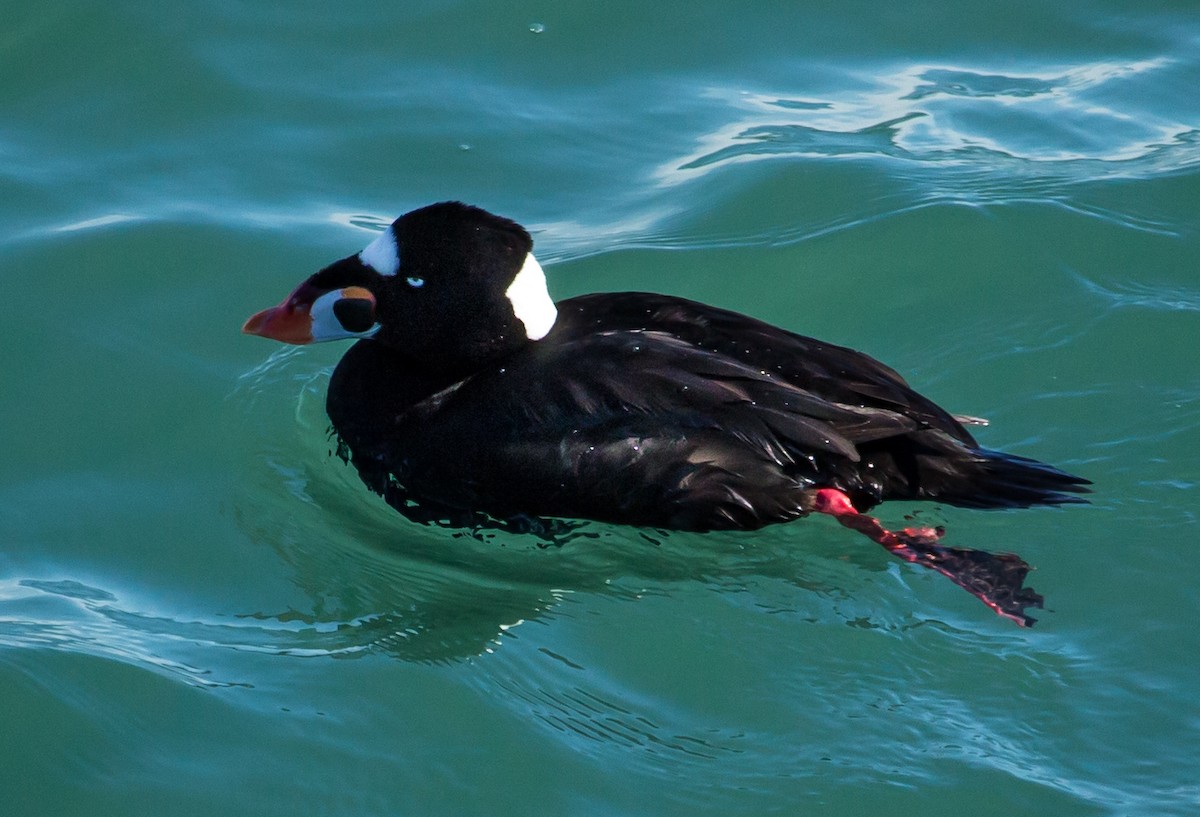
[3,2,1199,815]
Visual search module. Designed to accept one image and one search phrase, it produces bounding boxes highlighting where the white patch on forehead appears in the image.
[358,227,400,277]
[505,253,557,341]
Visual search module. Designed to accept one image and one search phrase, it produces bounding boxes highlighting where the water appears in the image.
[2,2,1199,815]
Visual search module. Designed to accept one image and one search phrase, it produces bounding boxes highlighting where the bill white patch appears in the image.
[310,289,381,342]
[359,228,400,277]
[505,253,557,340]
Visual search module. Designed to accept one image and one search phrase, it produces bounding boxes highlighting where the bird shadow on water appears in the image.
[3,355,1039,709]
[238,441,1027,669]
[232,446,878,666]
[212,347,1037,670]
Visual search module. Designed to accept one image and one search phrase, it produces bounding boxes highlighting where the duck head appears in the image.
[243,202,557,375]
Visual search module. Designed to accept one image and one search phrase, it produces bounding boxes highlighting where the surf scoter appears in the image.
[244,201,1089,626]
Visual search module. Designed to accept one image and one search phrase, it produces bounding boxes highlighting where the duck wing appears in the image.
[386,318,932,529]
[555,292,977,446]
[544,294,1087,511]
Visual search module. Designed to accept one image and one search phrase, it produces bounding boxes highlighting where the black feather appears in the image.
[329,292,1089,529]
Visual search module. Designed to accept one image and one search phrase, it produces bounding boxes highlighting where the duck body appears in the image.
[245,201,1089,625]
[326,289,1083,532]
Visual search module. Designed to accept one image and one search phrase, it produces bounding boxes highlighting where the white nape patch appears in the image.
[310,289,380,342]
[358,227,400,277]
[505,253,557,341]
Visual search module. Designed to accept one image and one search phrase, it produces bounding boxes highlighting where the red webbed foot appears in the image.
[809,488,1044,627]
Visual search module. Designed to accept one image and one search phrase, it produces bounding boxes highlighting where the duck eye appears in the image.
[405,276,425,289]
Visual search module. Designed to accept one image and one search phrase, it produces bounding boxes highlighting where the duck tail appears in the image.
[918,447,1092,510]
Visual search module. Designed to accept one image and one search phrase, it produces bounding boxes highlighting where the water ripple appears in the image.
[657,58,1200,203]
[1073,271,1200,312]
[903,68,1060,101]
[1,578,266,688]
[0,573,551,685]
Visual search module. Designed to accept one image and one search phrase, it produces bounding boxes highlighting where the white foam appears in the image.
[359,227,400,276]
[504,253,557,340]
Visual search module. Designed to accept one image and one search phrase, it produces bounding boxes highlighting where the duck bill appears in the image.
[242,287,315,345]
[243,284,379,344]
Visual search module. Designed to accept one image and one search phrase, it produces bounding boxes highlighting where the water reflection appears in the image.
[678,113,923,169]
[658,58,1198,187]
[902,68,1059,100]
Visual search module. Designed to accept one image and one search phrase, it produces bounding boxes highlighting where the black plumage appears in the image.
[246,201,1090,625]
[327,290,1088,530]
